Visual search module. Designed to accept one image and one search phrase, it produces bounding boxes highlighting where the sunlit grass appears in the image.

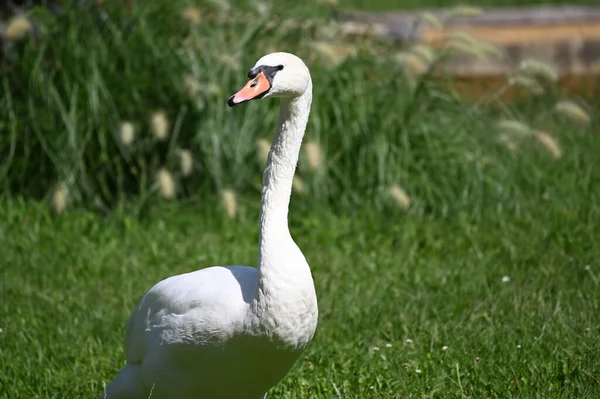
[1,199,600,398]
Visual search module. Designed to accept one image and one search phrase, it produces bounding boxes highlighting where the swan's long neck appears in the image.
[251,81,317,343]
[258,84,312,253]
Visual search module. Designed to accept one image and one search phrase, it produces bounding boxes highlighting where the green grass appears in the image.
[2,197,600,398]
[1,0,600,397]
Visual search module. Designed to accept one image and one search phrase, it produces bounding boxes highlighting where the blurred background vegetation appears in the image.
[1,0,597,221]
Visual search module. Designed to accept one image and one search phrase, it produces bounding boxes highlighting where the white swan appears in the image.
[100,52,318,399]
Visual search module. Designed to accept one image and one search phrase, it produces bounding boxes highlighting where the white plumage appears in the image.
[100,52,318,399]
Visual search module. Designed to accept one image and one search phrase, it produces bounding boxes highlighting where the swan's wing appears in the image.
[123,265,258,363]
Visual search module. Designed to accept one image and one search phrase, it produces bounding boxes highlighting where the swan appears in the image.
[100,52,318,399]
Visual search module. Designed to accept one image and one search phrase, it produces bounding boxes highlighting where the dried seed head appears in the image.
[317,0,339,5]
[218,54,241,71]
[256,138,271,166]
[51,182,69,214]
[518,59,559,82]
[184,75,201,97]
[498,133,519,152]
[3,15,33,41]
[534,130,562,159]
[555,100,590,125]
[508,74,544,95]
[309,41,348,68]
[221,189,237,218]
[304,140,323,171]
[496,119,532,137]
[151,111,170,141]
[119,121,136,146]
[447,30,479,46]
[396,52,429,74]
[449,5,484,17]
[473,41,503,59]
[292,176,308,195]
[156,168,176,199]
[409,44,436,64]
[182,7,201,25]
[177,149,194,176]
[251,1,270,16]
[388,184,411,210]
[445,31,499,59]
[446,39,482,58]
[419,12,442,29]
[207,0,231,12]
[206,83,222,97]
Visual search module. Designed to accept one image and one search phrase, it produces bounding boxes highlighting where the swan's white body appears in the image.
[101,52,318,399]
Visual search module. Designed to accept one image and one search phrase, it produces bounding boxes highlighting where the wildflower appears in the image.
[119,121,135,146]
[584,265,591,271]
[405,338,413,344]
[415,369,422,374]
[151,111,169,141]
[51,182,69,214]
[475,357,480,361]
[518,59,558,82]
[442,345,448,351]
[388,184,411,210]
[555,100,590,125]
[156,168,176,199]
[177,149,193,176]
[0,327,3,333]
[385,343,392,348]
[516,344,522,349]
[182,7,201,25]
[256,138,271,166]
[3,15,33,41]
[372,346,380,351]
[534,130,562,159]
[502,276,510,283]
[221,189,237,218]
[304,140,323,171]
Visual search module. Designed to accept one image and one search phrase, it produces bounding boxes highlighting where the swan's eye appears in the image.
[250,77,259,88]
[277,65,284,71]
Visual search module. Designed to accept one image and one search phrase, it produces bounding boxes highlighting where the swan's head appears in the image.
[227,52,310,107]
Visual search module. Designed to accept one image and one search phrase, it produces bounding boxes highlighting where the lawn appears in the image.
[2,196,600,398]
[1,0,600,398]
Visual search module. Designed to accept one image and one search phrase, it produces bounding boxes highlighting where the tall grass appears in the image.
[0,0,597,220]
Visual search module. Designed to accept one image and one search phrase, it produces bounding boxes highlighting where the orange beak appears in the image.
[227,72,271,107]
